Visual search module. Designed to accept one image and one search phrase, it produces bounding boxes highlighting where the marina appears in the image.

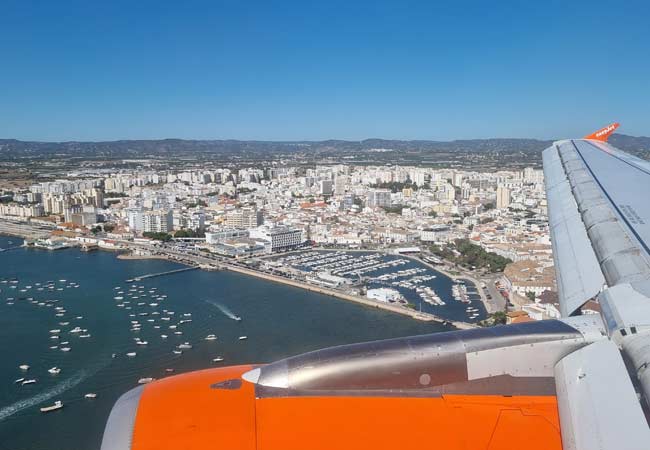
[271,250,487,323]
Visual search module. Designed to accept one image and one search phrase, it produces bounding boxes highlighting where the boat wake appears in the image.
[206,300,241,321]
[0,360,108,422]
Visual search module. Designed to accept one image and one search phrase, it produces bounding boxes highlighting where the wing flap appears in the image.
[543,145,605,316]
[554,340,650,450]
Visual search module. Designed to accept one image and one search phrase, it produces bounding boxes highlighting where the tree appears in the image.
[428,211,438,218]
[143,232,172,242]
[525,291,536,302]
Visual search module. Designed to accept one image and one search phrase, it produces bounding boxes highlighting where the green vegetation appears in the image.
[430,239,512,273]
[381,205,405,214]
[143,232,172,242]
[479,311,507,327]
[525,291,536,302]
[428,211,438,218]
[483,202,495,210]
[173,229,205,238]
[369,181,418,193]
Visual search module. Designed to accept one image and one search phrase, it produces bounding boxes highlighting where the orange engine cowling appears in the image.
[101,364,561,450]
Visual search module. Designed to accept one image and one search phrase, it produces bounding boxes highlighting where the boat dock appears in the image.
[126,266,199,282]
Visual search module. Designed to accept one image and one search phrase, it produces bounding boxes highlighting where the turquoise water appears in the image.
[0,235,447,450]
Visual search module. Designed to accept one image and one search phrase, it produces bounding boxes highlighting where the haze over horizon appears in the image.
[1,0,649,142]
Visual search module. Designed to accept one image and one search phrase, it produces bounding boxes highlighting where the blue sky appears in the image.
[0,0,648,141]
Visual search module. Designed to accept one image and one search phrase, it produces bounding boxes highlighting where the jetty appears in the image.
[126,266,198,282]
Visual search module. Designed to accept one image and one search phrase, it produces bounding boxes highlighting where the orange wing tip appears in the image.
[584,122,620,142]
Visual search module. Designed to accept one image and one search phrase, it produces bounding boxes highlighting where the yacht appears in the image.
[19,364,29,370]
[21,379,37,385]
[14,377,25,384]
[48,367,61,375]
[212,357,224,362]
[178,343,192,349]
[126,352,137,357]
[84,393,97,399]
[60,347,71,352]
[138,377,155,384]
[238,336,248,340]
[205,334,217,341]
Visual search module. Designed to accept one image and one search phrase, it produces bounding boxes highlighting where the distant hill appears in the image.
[0,133,648,162]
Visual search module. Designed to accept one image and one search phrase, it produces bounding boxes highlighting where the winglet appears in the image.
[584,123,620,142]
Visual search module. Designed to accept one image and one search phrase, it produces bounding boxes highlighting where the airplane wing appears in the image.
[100,124,650,450]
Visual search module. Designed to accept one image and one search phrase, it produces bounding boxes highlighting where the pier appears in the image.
[126,266,199,282]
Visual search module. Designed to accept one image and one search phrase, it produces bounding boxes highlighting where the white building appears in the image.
[206,228,249,244]
[367,288,403,303]
[496,186,511,209]
[225,207,263,229]
[143,210,173,233]
[367,189,391,208]
[249,226,303,252]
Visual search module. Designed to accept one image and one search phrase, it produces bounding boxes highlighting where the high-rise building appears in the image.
[496,186,512,209]
[367,189,392,208]
[225,207,263,229]
[319,179,333,196]
[143,210,173,233]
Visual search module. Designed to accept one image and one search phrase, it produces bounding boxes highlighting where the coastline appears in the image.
[0,223,478,328]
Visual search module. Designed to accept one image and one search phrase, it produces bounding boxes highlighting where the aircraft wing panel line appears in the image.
[554,140,650,288]
[543,145,605,316]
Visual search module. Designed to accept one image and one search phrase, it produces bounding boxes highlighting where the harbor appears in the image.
[0,234,444,450]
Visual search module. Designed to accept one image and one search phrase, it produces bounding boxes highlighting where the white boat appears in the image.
[172,350,182,355]
[21,379,36,385]
[126,352,137,357]
[136,341,148,345]
[205,334,217,341]
[178,343,192,349]
[212,357,224,362]
[84,393,97,399]
[60,347,71,352]
[19,364,29,370]
[161,335,168,339]
[14,377,25,383]
[79,334,91,338]
[40,400,63,413]
[48,367,61,374]
[238,336,248,340]
[138,377,155,384]
[49,329,61,334]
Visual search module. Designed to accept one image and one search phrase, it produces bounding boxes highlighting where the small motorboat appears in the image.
[238,336,248,341]
[84,393,97,399]
[19,364,29,371]
[138,377,155,384]
[40,400,63,413]
[48,367,61,375]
